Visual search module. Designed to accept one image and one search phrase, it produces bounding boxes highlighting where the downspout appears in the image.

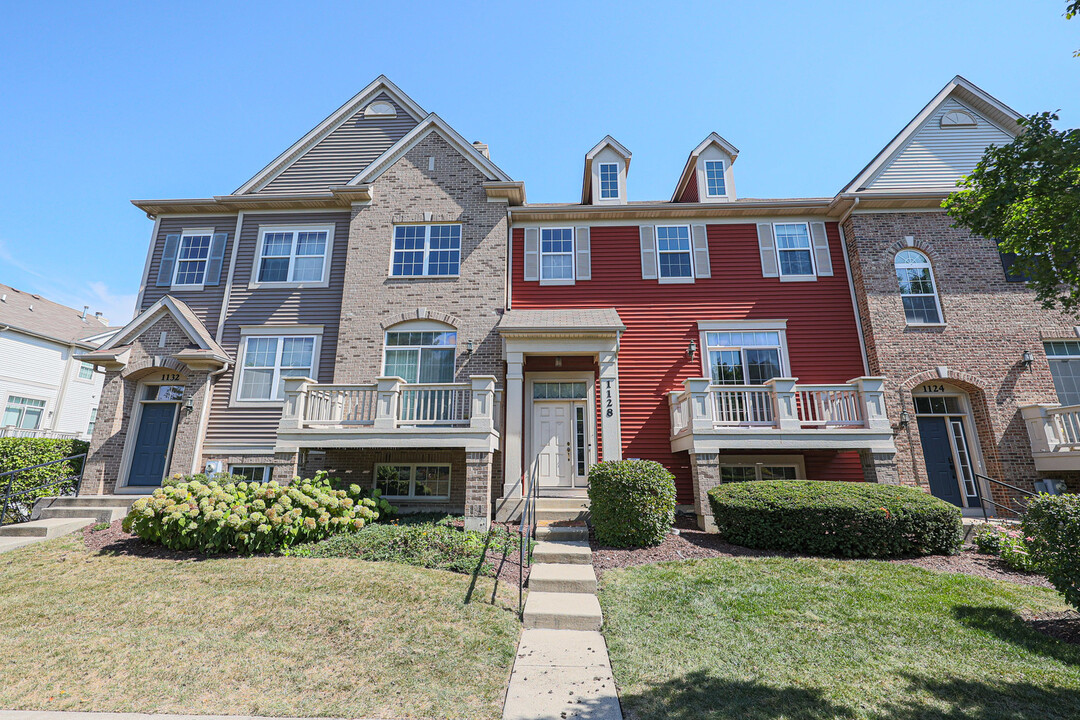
[836,197,870,375]
[189,361,231,475]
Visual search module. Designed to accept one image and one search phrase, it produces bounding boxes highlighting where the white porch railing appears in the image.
[1052,405,1080,448]
[305,384,379,425]
[669,377,889,435]
[1022,403,1080,452]
[0,426,81,440]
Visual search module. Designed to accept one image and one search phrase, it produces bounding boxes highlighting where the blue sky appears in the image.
[0,1,1076,325]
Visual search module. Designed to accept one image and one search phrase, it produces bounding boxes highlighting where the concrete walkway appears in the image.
[0,496,139,554]
[0,713,379,720]
[504,512,622,720]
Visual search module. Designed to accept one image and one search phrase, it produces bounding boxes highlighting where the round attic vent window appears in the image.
[940,110,977,128]
[364,101,396,119]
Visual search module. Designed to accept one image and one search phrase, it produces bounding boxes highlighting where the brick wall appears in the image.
[843,211,1080,506]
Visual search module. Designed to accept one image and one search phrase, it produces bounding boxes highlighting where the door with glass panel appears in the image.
[704,331,784,425]
[127,385,183,487]
[530,381,590,489]
[913,393,981,508]
[383,329,458,422]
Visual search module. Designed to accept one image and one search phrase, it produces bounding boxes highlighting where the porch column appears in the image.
[598,349,623,461]
[859,450,900,485]
[502,352,524,497]
[464,451,493,532]
[1020,404,1058,453]
[690,452,721,532]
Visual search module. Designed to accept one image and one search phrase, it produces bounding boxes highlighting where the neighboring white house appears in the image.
[0,284,118,440]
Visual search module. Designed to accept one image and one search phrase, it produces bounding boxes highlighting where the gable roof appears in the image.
[841,75,1023,194]
[671,132,740,202]
[0,283,113,347]
[581,136,631,204]
[234,76,426,195]
[94,296,229,361]
[347,113,513,185]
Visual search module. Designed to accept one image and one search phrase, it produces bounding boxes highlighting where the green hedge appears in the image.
[707,480,963,558]
[588,459,676,548]
[1024,494,1080,611]
[0,438,89,523]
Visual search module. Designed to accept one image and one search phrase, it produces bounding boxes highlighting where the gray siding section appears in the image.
[867,98,1015,190]
[141,215,238,329]
[205,211,350,447]
[258,94,418,195]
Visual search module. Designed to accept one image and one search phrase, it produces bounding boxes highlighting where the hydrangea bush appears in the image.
[123,471,386,554]
[973,523,1041,573]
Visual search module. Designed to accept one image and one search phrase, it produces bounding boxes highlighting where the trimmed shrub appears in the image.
[588,459,676,548]
[290,515,522,575]
[707,480,963,558]
[0,438,89,523]
[123,471,382,554]
[1023,494,1080,610]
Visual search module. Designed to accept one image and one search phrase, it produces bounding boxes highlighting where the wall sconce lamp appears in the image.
[687,340,698,359]
[183,397,194,412]
[1021,350,1034,370]
[465,340,474,356]
[898,410,911,429]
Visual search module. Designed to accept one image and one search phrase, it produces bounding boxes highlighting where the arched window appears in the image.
[895,250,943,324]
[382,320,457,383]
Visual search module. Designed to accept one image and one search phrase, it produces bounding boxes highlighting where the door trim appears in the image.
[911,384,987,509]
[117,380,183,491]
[525,371,596,490]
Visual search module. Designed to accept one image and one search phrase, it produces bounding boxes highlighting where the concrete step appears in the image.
[0,537,38,554]
[529,563,597,594]
[535,508,590,523]
[536,498,591,511]
[535,525,589,541]
[533,540,592,565]
[523,591,603,630]
[0,517,93,538]
[38,506,128,524]
[38,495,143,509]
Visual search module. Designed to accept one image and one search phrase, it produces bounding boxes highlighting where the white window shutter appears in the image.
[205,233,228,285]
[575,226,591,281]
[691,224,710,278]
[523,227,539,281]
[640,226,657,279]
[757,224,779,278]
[156,234,180,287]
[810,221,833,276]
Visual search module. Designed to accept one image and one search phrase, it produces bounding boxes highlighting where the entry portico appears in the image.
[496,309,625,519]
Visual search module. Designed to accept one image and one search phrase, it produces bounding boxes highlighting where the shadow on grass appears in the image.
[464,526,495,606]
[877,672,1080,720]
[954,605,1080,667]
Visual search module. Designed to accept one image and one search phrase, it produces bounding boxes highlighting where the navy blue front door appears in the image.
[917,416,963,507]
[128,403,178,486]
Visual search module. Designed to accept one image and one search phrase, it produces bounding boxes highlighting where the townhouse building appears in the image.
[0,284,113,440]
[77,75,1076,531]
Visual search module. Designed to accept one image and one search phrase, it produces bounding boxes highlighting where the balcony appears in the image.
[275,375,500,453]
[0,426,81,440]
[668,377,897,454]
[1020,403,1080,472]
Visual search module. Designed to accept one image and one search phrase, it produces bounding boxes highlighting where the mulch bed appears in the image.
[1022,610,1080,645]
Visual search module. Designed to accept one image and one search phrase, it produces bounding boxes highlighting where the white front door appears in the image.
[532,401,573,487]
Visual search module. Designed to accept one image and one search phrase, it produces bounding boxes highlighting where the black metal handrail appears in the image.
[974,472,1036,522]
[0,454,86,526]
[518,471,539,618]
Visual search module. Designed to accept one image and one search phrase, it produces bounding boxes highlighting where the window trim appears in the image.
[698,320,790,385]
[76,361,96,382]
[772,222,817,281]
[373,463,452,501]
[1045,340,1080,406]
[229,465,272,483]
[86,407,98,437]
[704,160,727,197]
[598,162,620,200]
[2,394,48,431]
[171,227,215,290]
[655,224,695,284]
[388,223,463,279]
[381,326,458,384]
[717,454,806,481]
[539,227,576,286]
[231,326,323,407]
[894,249,945,326]
[249,224,335,289]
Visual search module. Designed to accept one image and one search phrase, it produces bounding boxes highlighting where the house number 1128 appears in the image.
[605,380,614,417]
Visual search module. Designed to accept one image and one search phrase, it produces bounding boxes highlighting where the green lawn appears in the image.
[0,534,520,719]
[600,557,1080,720]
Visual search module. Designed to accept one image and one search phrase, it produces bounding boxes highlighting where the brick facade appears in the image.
[844,210,1080,509]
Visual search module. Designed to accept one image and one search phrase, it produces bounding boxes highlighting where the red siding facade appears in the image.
[511,221,868,501]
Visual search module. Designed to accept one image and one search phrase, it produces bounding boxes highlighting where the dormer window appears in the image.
[599,163,619,199]
[704,160,726,197]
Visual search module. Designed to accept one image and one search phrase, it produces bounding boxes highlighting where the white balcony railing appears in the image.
[0,426,81,440]
[669,377,889,436]
[1052,405,1080,449]
[280,375,498,435]
[1022,402,1080,465]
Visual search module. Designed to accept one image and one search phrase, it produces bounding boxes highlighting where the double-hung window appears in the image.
[174,230,214,286]
[540,228,574,283]
[1046,340,1080,406]
[705,331,785,386]
[375,464,451,500]
[87,408,98,436]
[256,226,332,285]
[599,163,619,199]
[774,223,815,277]
[77,362,95,380]
[390,224,461,277]
[895,250,943,324]
[383,330,457,383]
[656,225,693,280]
[704,160,726,197]
[3,396,45,430]
[237,335,317,401]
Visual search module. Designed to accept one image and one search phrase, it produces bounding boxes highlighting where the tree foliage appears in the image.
[943,112,1080,314]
